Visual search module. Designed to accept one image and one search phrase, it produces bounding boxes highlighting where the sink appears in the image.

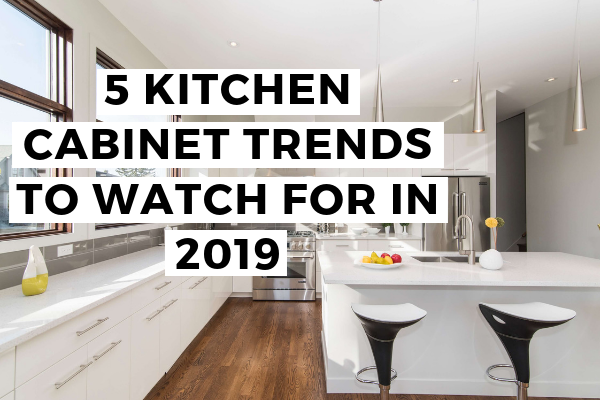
[412,256,479,263]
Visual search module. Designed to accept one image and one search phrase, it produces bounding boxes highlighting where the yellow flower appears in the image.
[485,218,498,228]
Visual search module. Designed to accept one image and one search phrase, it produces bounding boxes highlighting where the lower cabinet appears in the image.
[232,276,252,293]
[16,346,88,400]
[159,287,182,374]
[180,277,211,350]
[210,276,233,317]
[130,299,162,400]
[87,319,131,400]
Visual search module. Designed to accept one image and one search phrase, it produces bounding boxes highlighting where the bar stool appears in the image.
[352,303,427,400]
[479,302,576,400]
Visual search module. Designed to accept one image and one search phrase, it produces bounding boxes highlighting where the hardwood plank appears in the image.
[145,298,585,400]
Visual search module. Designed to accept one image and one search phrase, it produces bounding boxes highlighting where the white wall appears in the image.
[526,75,600,259]
[1,0,168,253]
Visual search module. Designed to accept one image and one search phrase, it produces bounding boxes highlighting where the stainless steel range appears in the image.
[252,231,316,301]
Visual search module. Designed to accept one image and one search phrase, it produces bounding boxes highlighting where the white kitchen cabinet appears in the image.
[233,276,253,293]
[339,168,363,177]
[0,348,14,398]
[387,168,412,177]
[87,318,131,400]
[317,240,368,252]
[210,277,232,317]
[1,391,13,400]
[159,287,182,374]
[422,134,454,176]
[367,239,421,252]
[15,290,131,387]
[180,277,211,350]
[316,270,322,293]
[130,299,162,400]
[363,169,387,177]
[453,133,487,175]
[16,346,88,400]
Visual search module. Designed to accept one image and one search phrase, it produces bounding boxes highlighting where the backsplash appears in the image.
[0,223,204,291]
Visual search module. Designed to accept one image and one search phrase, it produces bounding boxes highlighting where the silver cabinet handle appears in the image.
[55,361,93,389]
[93,340,122,361]
[189,277,207,289]
[455,168,470,170]
[76,318,109,336]
[389,245,403,248]
[146,309,163,321]
[162,299,178,310]
[335,244,350,247]
[441,168,454,170]
[155,281,171,290]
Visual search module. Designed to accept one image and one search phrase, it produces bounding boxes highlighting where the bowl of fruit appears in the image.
[360,252,403,270]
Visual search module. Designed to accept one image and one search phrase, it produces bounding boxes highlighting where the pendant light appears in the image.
[374,0,384,122]
[572,0,587,132]
[472,0,485,133]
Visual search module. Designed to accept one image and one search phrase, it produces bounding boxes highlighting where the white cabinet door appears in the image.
[422,134,454,176]
[339,168,363,177]
[233,276,253,293]
[1,391,13,400]
[130,299,161,400]
[87,318,131,400]
[210,277,232,317]
[180,277,211,350]
[160,287,182,374]
[0,348,14,398]
[317,240,368,252]
[367,239,421,252]
[16,346,88,400]
[363,169,387,177]
[453,133,487,175]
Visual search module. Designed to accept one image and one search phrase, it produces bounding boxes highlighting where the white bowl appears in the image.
[365,228,380,235]
[351,228,365,235]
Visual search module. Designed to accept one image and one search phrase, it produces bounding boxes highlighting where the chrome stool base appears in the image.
[487,364,529,400]
[356,366,397,400]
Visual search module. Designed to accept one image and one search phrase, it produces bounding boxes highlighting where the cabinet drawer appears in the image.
[130,300,161,400]
[87,318,131,400]
[0,348,14,398]
[16,345,88,400]
[317,240,368,252]
[15,291,131,387]
[160,287,182,373]
[367,240,421,252]
[130,274,185,313]
[180,277,211,350]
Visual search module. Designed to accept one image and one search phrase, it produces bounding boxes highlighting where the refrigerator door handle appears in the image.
[452,192,460,239]
[460,192,467,239]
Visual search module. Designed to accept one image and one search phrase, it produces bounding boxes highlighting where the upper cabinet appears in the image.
[421,134,487,176]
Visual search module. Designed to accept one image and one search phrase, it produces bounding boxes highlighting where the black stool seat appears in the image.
[480,302,575,400]
[352,303,426,399]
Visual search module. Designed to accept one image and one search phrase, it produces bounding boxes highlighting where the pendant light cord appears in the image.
[377,0,381,67]
[575,0,581,60]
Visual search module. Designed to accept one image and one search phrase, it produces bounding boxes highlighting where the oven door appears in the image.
[253,251,316,290]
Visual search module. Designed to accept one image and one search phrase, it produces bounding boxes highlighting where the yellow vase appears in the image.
[22,245,49,296]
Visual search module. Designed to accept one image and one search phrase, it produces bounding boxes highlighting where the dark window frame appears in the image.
[0,0,73,241]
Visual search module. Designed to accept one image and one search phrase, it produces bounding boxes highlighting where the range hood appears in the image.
[253,168,315,177]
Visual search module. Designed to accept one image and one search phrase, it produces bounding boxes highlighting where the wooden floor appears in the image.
[145,298,580,400]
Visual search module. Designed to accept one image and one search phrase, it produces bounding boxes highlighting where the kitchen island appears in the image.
[319,251,600,397]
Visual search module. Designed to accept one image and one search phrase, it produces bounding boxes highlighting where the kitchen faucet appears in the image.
[455,215,476,265]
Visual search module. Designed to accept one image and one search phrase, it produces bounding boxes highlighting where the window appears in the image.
[94,49,180,229]
[0,0,72,240]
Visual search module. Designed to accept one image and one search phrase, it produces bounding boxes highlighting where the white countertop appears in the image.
[316,233,421,241]
[0,247,166,353]
[319,251,600,288]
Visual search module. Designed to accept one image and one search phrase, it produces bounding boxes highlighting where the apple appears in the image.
[391,254,402,264]
[381,253,390,258]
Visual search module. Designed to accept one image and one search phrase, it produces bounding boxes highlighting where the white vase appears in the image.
[384,226,390,235]
[479,249,503,270]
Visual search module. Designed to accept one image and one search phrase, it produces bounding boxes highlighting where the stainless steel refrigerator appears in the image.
[424,176,491,252]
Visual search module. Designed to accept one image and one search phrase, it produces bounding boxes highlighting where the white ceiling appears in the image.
[99,0,600,121]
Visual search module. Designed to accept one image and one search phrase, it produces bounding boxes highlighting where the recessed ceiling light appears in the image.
[228,41,238,48]
[545,77,557,82]
[451,79,461,83]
